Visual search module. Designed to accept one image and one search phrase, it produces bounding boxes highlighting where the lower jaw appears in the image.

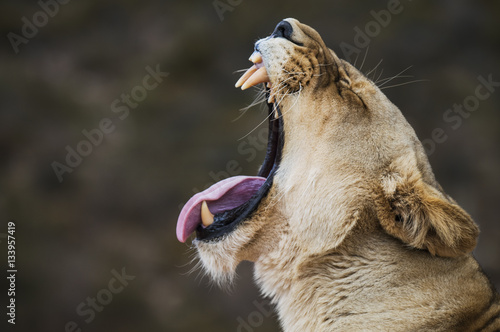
[196,99,284,242]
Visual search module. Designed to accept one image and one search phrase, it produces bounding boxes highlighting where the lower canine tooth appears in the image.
[268,94,275,104]
[201,201,214,227]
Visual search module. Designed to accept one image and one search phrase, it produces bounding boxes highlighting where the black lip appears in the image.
[195,94,284,242]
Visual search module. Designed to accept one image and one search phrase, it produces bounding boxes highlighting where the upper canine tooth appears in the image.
[235,65,258,88]
[201,201,214,227]
[241,67,269,90]
[249,51,263,64]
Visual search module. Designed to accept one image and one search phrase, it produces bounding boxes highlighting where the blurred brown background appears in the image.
[0,0,499,331]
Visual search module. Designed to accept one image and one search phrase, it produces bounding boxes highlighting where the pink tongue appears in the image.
[176,176,266,242]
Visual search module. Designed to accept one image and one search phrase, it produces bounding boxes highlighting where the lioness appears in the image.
[177,18,500,331]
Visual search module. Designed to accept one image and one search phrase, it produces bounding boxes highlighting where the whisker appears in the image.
[375,75,413,85]
[375,69,385,83]
[370,67,378,82]
[377,65,413,88]
[358,46,370,72]
[233,99,266,122]
[365,59,383,78]
[232,88,267,122]
[233,67,252,74]
[380,79,430,90]
[276,83,302,121]
[352,49,362,67]
[237,107,275,141]
[283,70,307,76]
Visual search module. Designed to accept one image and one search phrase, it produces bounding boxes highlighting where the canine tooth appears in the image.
[201,201,214,227]
[235,65,258,88]
[241,67,269,90]
[268,93,276,104]
[249,51,263,64]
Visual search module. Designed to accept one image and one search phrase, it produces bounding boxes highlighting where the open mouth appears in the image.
[176,51,284,243]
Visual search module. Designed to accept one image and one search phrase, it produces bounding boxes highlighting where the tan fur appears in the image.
[193,18,500,331]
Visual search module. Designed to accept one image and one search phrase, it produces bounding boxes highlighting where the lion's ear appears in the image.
[377,156,479,258]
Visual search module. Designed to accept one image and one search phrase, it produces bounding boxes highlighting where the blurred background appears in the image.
[0,0,499,331]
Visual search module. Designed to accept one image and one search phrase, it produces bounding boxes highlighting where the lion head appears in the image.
[177,18,479,285]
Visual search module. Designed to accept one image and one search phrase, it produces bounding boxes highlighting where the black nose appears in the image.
[272,21,294,41]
